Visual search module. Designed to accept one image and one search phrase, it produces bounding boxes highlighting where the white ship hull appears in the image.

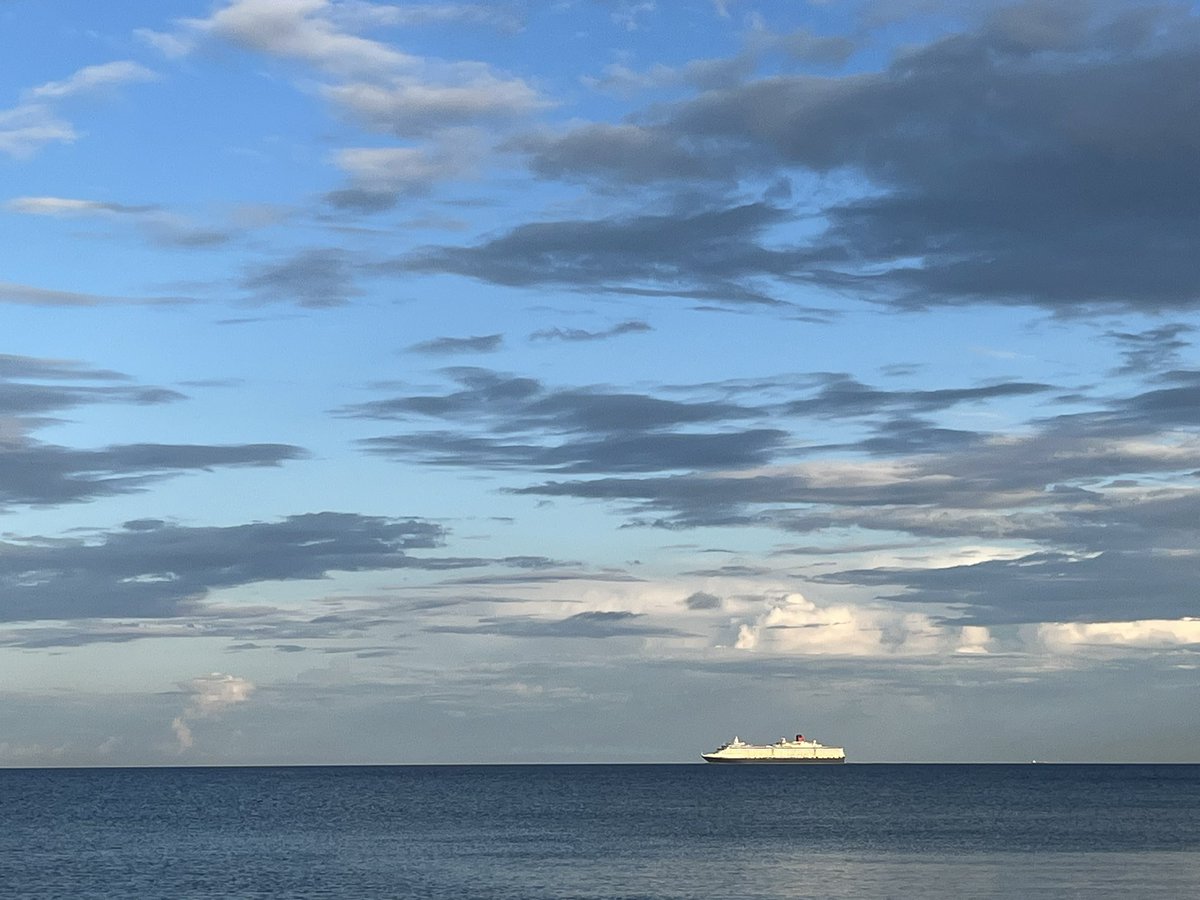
[701,755,845,764]
[702,733,846,764]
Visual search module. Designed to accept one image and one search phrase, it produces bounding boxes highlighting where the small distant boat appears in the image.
[702,732,846,764]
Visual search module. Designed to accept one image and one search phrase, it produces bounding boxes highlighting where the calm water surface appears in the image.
[1,764,1197,898]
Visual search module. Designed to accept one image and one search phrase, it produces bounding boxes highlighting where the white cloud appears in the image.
[1039,618,1200,653]
[188,0,415,77]
[732,592,949,656]
[171,0,544,197]
[956,625,993,655]
[0,62,155,159]
[0,105,74,158]
[612,2,656,32]
[134,28,196,59]
[7,196,136,217]
[26,61,156,101]
[6,195,231,248]
[333,131,484,194]
[324,70,542,137]
[172,672,255,752]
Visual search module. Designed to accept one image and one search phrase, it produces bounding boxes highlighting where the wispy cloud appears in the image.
[165,0,545,205]
[529,321,652,342]
[340,367,783,473]
[1,62,155,158]
[6,196,232,248]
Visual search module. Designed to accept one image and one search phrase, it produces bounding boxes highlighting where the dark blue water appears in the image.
[1,765,1197,898]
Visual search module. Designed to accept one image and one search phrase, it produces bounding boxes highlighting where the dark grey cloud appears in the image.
[684,591,722,610]
[469,1,1200,313]
[340,367,783,473]
[1106,324,1194,376]
[498,361,1200,627]
[242,248,361,307]
[0,512,491,622]
[518,123,742,184]
[529,320,652,342]
[513,418,1200,534]
[854,416,985,456]
[323,187,402,214]
[407,333,503,355]
[0,599,415,651]
[340,368,1070,476]
[817,548,1200,627]
[398,203,793,306]
[0,441,305,507]
[0,364,181,415]
[424,609,690,639]
[148,222,233,248]
[360,428,787,474]
[0,355,303,507]
[785,375,1053,418]
[0,354,128,382]
[1052,369,1200,436]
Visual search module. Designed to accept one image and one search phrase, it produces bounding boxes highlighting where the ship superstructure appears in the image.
[702,733,846,764]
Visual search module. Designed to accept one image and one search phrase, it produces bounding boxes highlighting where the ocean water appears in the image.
[1,764,1197,899]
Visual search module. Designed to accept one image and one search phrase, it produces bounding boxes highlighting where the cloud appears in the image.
[6,197,157,217]
[327,140,483,207]
[27,61,156,100]
[323,74,541,138]
[1039,618,1200,653]
[0,441,305,508]
[6,196,233,248]
[1106,324,1194,376]
[0,352,136,388]
[339,366,1067,478]
[477,357,1200,630]
[1,62,155,158]
[399,202,792,305]
[0,512,471,623]
[0,281,193,307]
[172,672,254,751]
[519,123,742,183]
[189,0,413,77]
[241,248,361,307]
[0,354,304,508]
[819,549,1200,627]
[340,367,784,473]
[578,22,852,99]
[609,2,657,33]
[684,591,721,610]
[171,0,544,206]
[425,609,691,639]
[408,334,503,355]
[351,4,524,32]
[529,321,652,342]
[784,374,1053,419]
[732,592,963,657]
[494,1,1200,312]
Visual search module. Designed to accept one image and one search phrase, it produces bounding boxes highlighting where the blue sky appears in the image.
[2,0,1199,764]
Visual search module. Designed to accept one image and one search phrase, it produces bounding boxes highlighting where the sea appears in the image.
[1,764,1198,899]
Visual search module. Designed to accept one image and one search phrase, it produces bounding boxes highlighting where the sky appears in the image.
[1,0,1199,765]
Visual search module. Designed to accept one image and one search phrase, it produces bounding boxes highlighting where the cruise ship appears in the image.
[702,733,846,764]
